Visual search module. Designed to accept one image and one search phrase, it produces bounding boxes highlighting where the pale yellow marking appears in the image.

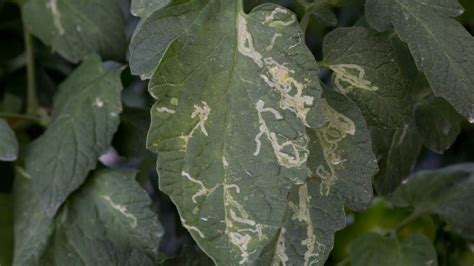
[266,33,282,51]
[223,184,268,264]
[273,227,289,266]
[156,106,176,114]
[48,0,65,35]
[182,171,217,203]
[94,98,104,108]
[330,64,379,94]
[181,218,205,238]
[316,99,356,195]
[254,100,309,168]
[289,184,326,266]
[265,7,296,27]
[170,97,178,105]
[238,15,263,67]
[102,196,137,228]
[223,156,229,167]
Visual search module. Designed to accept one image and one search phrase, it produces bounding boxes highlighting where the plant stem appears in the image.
[23,25,38,115]
[0,112,46,127]
[392,210,426,233]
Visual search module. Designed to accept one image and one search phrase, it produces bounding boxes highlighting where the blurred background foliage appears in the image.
[0,0,473,265]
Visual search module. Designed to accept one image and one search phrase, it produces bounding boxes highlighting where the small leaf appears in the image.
[13,167,163,265]
[0,119,18,161]
[133,1,324,264]
[415,97,464,154]
[350,233,438,266]
[308,86,378,210]
[323,27,419,128]
[391,164,474,240]
[365,0,474,121]
[25,55,123,216]
[23,0,127,63]
[370,121,422,194]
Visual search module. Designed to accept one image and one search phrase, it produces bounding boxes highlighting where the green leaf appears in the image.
[131,0,169,18]
[415,97,464,154]
[25,55,123,216]
[323,27,419,128]
[370,121,422,194]
[350,233,438,266]
[257,87,377,265]
[308,87,378,210]
[133,1,324,264]
[0,193,13,266]
[13,167,163,265]
[365,0,474,122]
[112,106,151,158]
[23,0,127,63]
[0,119,18,161]
[391,164,474,240]
[297,0,338,28]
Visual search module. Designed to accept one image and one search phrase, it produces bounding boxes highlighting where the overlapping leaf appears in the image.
[25,55,123,216]
[13,167,163,265]
[365,0,474,121]
[23,0,127,63]
[414,97,464,153]
[257,86,377,265]
[0,119,18,161]
[350,233,437,266]
[323,27,419,128]
[370,121,422,194]
[131,0,325,264]
[391,164,474,240]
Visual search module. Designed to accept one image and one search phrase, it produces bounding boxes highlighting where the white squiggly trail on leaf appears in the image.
[181,218,205,238]
[223,184,268,264]
[330,64,379,94]
[316,99,356,195]
[289,184,326,266]
[180,101,211,148]
[102,196,137,228]
[182,171,217,203]
[237,14,314,126]
[255,100,309,168]
[264,7,296,27]
[47,0,64,35]
[266,33,282,51]
[273,227,289,266]
[157,106,176,114]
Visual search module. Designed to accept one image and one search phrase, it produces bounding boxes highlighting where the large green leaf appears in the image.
[13,167,163,265]
[23,0,127,63]
[414,97,464,154]
[391,164,474,240]
[132,1,324,264]
[370,121,422,194]
[365,0,474,122]
[0,119,18,161]
[25,55,123,216]
[350,233,438,266]
[323,27,419,128]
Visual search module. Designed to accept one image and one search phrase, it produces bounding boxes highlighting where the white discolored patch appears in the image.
[289,184,326,266]
[191,101,211,136]
[222,156,229,167]
[266,33,282,51]
[170,97,179,106]
[223,184,268,264]
[156,106,176,114]
[94,97,104,108]
[47,0,64,35]
[254,100,309,168]
[264,7,296,27]
[316,99,356,195]
[273,227,289,266]
[182,171,217,203]
[236,15,314,126]
[102,196,137,228]
[181,218,205,238]
[330,64,379,94]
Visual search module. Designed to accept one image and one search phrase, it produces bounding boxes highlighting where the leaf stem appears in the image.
[392,209,426,233]
[0,112,46,127]
[23,25,38,115]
